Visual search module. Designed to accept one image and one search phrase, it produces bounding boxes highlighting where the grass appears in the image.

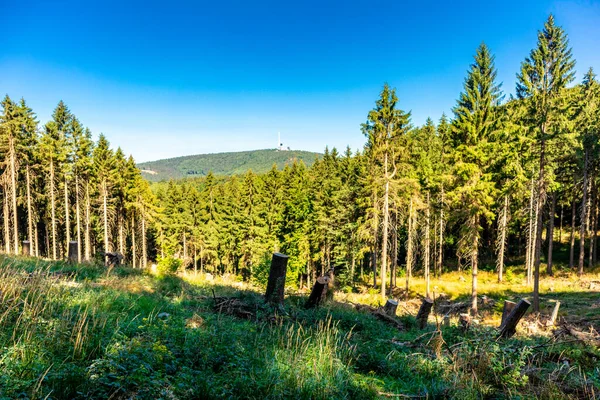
[0,255,598,399]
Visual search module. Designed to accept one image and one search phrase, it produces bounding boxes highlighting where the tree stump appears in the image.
[265,252,289,305]
[325,267,335,301]
[498,299,531,338]
[459,313,471,332]
[68,241,78,263]
[548,300,561,326]
[383,299,398,317]
[305,276,330,308]
[416,297,434,329]
[499,300,516,328]
[22,240,31,256]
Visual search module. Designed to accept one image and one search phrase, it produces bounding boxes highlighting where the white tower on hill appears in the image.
[277,132,289,151]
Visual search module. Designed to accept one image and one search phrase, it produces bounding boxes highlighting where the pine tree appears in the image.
[93,134,116,258]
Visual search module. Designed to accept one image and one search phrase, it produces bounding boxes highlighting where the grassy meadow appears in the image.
[0,255,599,399]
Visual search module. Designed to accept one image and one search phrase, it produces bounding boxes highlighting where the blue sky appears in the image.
[1,0,599,162]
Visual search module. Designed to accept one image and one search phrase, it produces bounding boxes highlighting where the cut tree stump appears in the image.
[459,313,471,332]
[499,300,516,328]
[22,240,31,256]
[265,252,289,305]
[68,241,78,263]
[305,276,330,308]
[498,298,531,338]
[384,299,399,317]
[547,301,561,327]
[416,297,434,329]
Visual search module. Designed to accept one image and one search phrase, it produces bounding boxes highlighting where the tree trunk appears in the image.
[305,276,330,308]
[26,166,34,256]
[594,200,598,264]
[142,212,147,269]
[391,212,398,289]
[406,198,415,295]
[119,213,124,256]
[3,186,10,253]
[526,176,535,286]
[22,240,30,256]
[85,181,92,261]
[497,195,508,282]
[380,152,390,297]
[570,198,576,268]
[68,241,78,263]
[265,252,289,304]
[547,192,556,275]
[75,175,82,263]
[579,149,589,277]
[103,181,109,257]
[50,160,57,260]
[533,127,548,313]
[559,204,564,244]
[425,191,431,298]
[10,139,19,255]
[588,183,596,268]
[438,186,444,277]
[64,176,70,255]
[131,214,136,268]
[416,297,434,329]
[472,215,479,316]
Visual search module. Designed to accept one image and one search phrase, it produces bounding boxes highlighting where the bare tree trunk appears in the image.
[26,166,34,256]
[102,181,109,256]
[526,177,535,286]
[547,192,556,275]
[65,176,70,255]
[594,200,598,265]
[119,213,124,256]
[381,153,390,297]
[588,183,596,268]
[559,204,564,244]
[75,175,82,263]
[579,150,589,277]
[533,131,548,312]
[10,139,19,255]
[438,186,444,277]
[131,214,136,268]
[497,195,508,282]
[142,212,147,269]
[390,211,398,289]
[570,198,576,268]
[406,198,415,295]
[3,187,10,253]
[472,215,479,315]
[50,160,57,260]
[425,191,431,298]
[85,181,91,261]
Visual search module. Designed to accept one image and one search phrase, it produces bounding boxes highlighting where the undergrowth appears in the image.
[0,256,598,399]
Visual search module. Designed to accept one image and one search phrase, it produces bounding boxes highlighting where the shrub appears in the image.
[156,256,182,276]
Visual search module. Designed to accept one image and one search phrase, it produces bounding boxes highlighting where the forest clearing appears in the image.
[0,249,598,399]
[2,6,600,399]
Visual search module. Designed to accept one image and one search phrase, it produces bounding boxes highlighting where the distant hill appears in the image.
[138,149,321,181]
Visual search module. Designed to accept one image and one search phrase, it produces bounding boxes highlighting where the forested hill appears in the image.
[138,149,321,181]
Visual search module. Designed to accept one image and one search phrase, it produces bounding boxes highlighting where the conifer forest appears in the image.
[1,15,600,399]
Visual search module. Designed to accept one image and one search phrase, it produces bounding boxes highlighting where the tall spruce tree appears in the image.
[450,43,502,315]
[517,15,575,311]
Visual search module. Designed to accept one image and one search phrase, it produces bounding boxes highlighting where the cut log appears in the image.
[498,299,531,338]
[68,241,78,263]
[265,252,289,305]
[384,299,399,317]
[548,301,561,326]
[305,276,330,308]
[416,297,434,329]
[499,300,516,328]
[22,240,31,256]
[459,313,471,332]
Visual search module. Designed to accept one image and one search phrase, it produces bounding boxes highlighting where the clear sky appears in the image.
[1,0,599,162]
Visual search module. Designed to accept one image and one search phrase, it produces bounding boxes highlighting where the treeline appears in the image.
[0,98,155,267]
[2,16,599,315]
[151,16,599,313]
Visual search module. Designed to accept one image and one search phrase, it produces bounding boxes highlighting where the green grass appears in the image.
[0,256,599,399]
